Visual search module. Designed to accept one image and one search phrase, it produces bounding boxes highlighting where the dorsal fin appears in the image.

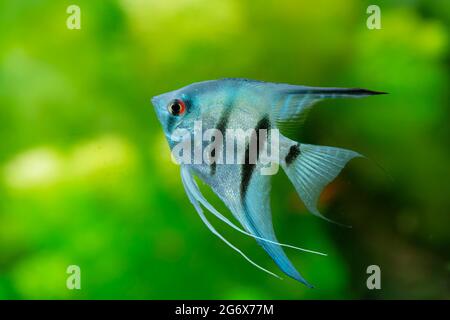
[273,85,387,138]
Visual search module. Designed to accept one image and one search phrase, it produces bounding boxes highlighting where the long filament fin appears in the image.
[181,166,282,280]
[181,166,327,256]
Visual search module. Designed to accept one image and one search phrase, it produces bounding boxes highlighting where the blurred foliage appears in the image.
[0,0,448,299]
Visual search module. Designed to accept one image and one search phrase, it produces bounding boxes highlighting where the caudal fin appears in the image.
[281,143,362,226]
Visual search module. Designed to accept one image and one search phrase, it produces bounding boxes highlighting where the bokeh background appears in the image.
[0,0,448,299]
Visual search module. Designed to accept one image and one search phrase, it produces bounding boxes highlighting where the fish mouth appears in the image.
[151,96,159,107]
[151,92,171,109]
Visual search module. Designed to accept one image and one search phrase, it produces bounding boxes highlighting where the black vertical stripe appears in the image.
[210,107,232,175]
[240,115,270,199]
[285,144,301,166]
[166,117,176,134]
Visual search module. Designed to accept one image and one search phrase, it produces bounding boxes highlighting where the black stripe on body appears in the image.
[166,117,176,134]
[210,107,232,175]
[285,144,301,166]
[240,115,270,200]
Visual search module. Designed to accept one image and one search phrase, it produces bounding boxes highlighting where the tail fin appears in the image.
[281,143,362,226]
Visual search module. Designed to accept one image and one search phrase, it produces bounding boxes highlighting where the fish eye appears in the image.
[167,99,186,116]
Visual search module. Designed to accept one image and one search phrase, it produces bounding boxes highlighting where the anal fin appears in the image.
[180,166,282,280]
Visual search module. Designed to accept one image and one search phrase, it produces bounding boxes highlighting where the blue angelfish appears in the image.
[151,78,385,287]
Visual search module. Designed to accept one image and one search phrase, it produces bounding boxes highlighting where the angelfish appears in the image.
[151,78,385,287]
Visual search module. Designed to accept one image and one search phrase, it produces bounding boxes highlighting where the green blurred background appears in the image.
[0,0,448,299]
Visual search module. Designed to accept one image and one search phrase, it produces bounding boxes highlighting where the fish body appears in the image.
[152,78,385,286]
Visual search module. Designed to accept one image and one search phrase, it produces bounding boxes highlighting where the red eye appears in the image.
[168,99,186,116]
